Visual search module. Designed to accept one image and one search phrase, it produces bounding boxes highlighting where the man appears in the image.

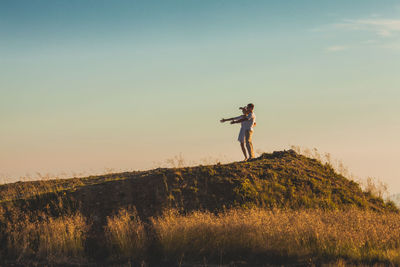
[220,103,256,161]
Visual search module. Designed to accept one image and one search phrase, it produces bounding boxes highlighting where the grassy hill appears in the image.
[0,150,398,265]
[0,150,395,218]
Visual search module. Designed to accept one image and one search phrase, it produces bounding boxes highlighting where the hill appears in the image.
[0,149,398,265]
[0,150,396,220]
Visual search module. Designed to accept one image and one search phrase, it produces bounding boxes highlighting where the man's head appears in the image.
[247,103,254,112]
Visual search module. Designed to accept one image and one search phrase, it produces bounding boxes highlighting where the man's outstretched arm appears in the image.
[231,113,253,124]
[230,117,247,124]
[220,115,243,123]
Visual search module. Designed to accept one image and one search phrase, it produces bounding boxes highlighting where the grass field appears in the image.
[153,208,400,265]
[1,207,400,266]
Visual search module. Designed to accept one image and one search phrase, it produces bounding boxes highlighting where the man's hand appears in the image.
[220,118,226,123]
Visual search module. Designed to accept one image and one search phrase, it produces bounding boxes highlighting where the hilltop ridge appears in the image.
[0,149,396,223]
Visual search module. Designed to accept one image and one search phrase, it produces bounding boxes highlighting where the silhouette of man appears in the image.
[220,103,256,161]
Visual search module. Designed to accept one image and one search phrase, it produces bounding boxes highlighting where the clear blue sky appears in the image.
[1,1,399,193]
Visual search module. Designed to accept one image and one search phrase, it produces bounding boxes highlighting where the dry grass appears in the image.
[6,212,89,263]
[151,208,400,265]
[290,145,391,200]
[105,207,147,260]
[2,207,400,265]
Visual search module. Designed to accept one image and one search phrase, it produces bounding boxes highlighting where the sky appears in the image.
[1,1,399,194]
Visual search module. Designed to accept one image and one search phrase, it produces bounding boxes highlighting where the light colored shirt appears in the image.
[242,112,256,131]
[233,115,246,128]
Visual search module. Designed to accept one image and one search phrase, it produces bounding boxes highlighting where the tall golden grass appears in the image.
[2,207,400,265]
[151,208,400,264]
[105,207,147,260]
[6,212,89,262]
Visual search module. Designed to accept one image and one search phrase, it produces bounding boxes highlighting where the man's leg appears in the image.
[240,142,248,160]
[245,130,254,159]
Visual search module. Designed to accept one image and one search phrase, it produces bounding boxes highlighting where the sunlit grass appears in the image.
[6,212,89,263]
[2,207,400,265]
[105,206,147,261]
[151,208,400,265]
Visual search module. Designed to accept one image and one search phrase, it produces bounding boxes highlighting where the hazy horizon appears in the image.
[1,1,399,194]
